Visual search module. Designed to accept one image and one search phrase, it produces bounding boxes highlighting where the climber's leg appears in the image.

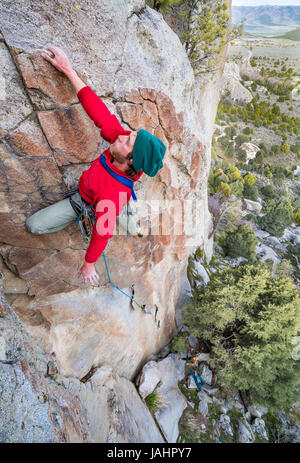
[26,192,82,234]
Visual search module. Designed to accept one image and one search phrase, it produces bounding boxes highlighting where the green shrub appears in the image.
[182,262,300,411]
[264,166,273,179]
[235,134,249,147]
[284,243,300,280]
[229,179,244,199]
[292,198,300,213]
[244,212,257,223]
[225,126,237,138]
[243,126,251,135]
[152,0,180,11]
[258,143,267,153]
[214,172,229,186]
[171,335,186,353]
[255,151,264,164]
[145,392,161,413]
[260,184,275,199]
[237,148,247,162]
[216,181,232,198]
[271,145,280,154]
[294,211,300,225]
[226,144,234,158]
[219,136,231,149]
[227,165,241,182]
[257,198,294,237]
[221,224,258,261]
[243,173,255,184]
[291,142,300,154]
[281,143,290,153]
[243,179,259,201]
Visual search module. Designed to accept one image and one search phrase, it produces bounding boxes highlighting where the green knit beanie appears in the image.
[132,129,166,177]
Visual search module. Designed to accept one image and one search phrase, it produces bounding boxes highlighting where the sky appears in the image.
[233,0,300,6]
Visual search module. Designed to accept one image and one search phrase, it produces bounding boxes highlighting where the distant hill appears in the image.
[232,5,300,28]
[273,28,300,41]
[232,5,300,36]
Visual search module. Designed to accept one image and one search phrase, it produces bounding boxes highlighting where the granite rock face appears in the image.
[0,291,91,443]
[0,0,225,384]
[0,290,164,443]
[221,61,252,104]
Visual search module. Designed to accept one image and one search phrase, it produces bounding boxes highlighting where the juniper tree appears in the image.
[179,1,243,75]
[183,261,300,410]
[257,198,294,237]
[243,179,258,201]
[221,224,258,261]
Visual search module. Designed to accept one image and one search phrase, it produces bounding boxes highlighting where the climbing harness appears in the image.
[179,355,204,391]
[63,188,96,244]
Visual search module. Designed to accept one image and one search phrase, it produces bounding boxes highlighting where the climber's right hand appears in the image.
[78,261,99,286]
[41,44,73,75]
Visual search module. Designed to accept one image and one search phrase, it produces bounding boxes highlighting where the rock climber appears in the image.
[26,45,166,286]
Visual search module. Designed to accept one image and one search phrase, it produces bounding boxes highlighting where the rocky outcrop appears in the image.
[0,290,90,443]
[221,61,252,104]
[136,354,187,443]
[0,0,227,382]
[239,142,260,163]
[0,289,164,442]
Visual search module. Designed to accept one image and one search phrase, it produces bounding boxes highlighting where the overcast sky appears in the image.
[233,0,300,6]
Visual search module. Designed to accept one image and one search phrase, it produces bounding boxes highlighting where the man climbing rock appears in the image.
[26,45,166,286]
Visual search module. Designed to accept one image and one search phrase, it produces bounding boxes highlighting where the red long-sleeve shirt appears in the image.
[77,86,143,263]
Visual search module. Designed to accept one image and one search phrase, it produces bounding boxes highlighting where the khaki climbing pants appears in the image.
[26,192,141,236]
[26,192,82,235]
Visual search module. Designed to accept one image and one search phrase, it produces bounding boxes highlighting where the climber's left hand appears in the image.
[78,262,99,286]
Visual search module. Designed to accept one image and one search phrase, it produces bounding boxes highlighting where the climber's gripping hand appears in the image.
[78,261,99,286]
[41,44,73,75]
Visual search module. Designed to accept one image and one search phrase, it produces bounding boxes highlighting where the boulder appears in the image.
[136,361,161,399]
[280,227,300,245]
[199,364,213,386]
[243,198,262,213]
[218,414,233,437]
[293,166,300,177]
[191,261,210,286]
[137,355,187,443]
[255,243,281,265]
[197,390,213,417]
[248,405,268,419]
[237,420,255,443]
[239,142,260,164]
[254,229,270,240]
[202,385,219,396]
[0,290,164,443]
[251,418,268,441]
[197,353,210,363]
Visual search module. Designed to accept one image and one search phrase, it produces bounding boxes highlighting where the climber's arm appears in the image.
[76,86,130,144]
[41,45,129,144]
[78,198,118,285]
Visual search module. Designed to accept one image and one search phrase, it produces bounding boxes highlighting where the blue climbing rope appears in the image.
[102,252,154,318]
[179,355,205,391]
[190,371,204,390]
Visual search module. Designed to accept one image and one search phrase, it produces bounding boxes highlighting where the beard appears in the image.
[110,146,127,164]
[110,146,137,177]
